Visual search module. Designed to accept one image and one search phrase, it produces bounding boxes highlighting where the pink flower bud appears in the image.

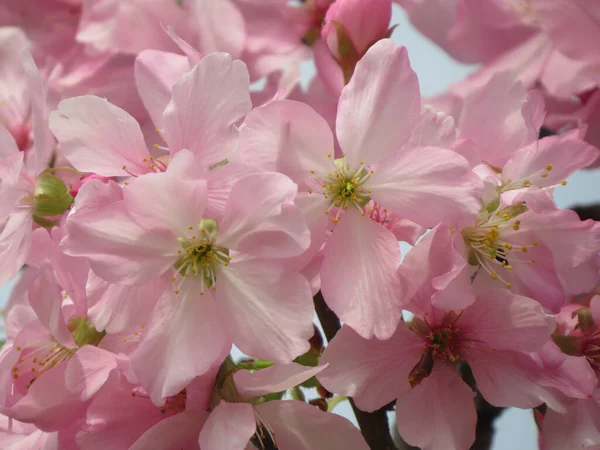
[321,0,392,60]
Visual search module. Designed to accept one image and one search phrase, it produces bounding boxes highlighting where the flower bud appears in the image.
[32,172,74,221]
[321,0,392,82]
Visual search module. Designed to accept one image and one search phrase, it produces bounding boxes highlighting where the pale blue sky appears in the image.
[1,5,598,449]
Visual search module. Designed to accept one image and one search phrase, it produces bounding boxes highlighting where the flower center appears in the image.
[173,219,230,295]
[11,318,105,390]
[318,157,372,223]
[462,202,537,287]
[251,415,278,450]
[407,313,464,387]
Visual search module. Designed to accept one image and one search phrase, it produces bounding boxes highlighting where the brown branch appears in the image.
[313,291,397,450]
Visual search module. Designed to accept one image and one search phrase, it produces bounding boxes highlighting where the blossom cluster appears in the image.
[0,1,599,449]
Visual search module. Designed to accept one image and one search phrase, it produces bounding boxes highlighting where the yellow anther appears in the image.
[545,164,553,171]
[532,241,539,246]
[174,290,180,295]
[310,170,315,174]
[307,189,313,194]
[506,265,513,270]
[491,273,499,280]
[521,246,528,253]
[504,243,513,250]
[560,180,567,186]
[327,153,332,158]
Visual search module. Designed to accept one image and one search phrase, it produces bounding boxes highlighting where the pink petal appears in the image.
[460,288,555,353]
[216,260,313,364]
[336,40,420,167]
[255,400,369,450]
[0,211,32,285]
[123,152,207,236]
[63,200,175,285]
[400,225,475,310]
[395,364,476,450]
[458,72,543,167]
[321,211,404,340]
[532,342,597,401]
[503,130,599,188]
[64,346,118,401]
[204,162,262,219]
[130,411,207,450]
[79,378,178,450]
[216,172,310,258]
[191,0,245,58]
[7,363,87,432]
[236,99,334,186]
[468,350,564,409]
[131,287,230,405]
[49,96,151,177]
[0,151,25,221]
[318,325,423,412]
[405,105,458,150]
[134,50,191,131]
[76,0,184,55]
[162,53,251,167]
[313,39,345,98]
[234,363,326,399]
[542,398,600,450]
[21,50,52,176]
[0,125,20,159]
[198,401,256,450]
[369,146,482,228]
[86,272,167,334]
[27,263,75,349]
[535,0,600,64]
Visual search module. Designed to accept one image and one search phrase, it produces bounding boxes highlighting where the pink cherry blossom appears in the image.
[61,150,313,404]
[319,285,555,450]
[238,39,481,339]
[0,263,137,431]
[50,52,252,176]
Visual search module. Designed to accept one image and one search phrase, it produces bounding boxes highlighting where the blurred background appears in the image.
[1,4,599,449]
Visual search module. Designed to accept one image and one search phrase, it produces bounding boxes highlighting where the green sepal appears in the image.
[551,333,583,356]
[330,20,360,85]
